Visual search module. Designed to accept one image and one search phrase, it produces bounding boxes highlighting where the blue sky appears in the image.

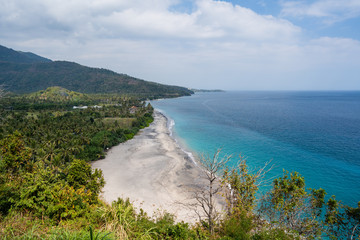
[219,0,360,39]
[173,0,360,40]
[0,0,359,90]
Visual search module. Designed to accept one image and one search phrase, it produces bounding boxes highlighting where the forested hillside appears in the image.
[0,45,193,98]
[0,45,51,63]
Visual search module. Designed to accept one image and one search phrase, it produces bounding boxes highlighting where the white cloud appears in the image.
[0,0,300,41]
[195,0,300,41]
[281,0,360,23]
[0,0,359,90]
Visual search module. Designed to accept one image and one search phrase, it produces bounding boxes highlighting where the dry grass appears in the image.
[0,212,52,239]
[102,118,135,128]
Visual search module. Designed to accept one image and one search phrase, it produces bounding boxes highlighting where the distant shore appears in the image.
[92,110,205,222]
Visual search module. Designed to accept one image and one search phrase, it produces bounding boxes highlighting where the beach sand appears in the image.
[91,110,205,223]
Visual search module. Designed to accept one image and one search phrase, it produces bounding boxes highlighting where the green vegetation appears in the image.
[27,86,90,102]
[0,88,359,239]
[183,150,359,239]
[0,44,193,98]
[0,45,51,64]
[0,60,193,98]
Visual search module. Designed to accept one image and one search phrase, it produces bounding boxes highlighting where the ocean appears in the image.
[151,91,360,207]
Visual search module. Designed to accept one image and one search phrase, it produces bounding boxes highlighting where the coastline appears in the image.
[91,110,205,222]
[156,109,198,166]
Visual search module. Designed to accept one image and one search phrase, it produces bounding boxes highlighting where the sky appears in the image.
[0,0,360,90]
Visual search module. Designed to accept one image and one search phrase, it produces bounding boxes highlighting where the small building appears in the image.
[91,105,102,109]
[73,106,88,109]
[129,106,138,114]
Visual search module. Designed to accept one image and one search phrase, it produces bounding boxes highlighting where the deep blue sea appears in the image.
[151,91,360,207]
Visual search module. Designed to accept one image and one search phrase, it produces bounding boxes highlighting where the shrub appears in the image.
[220,209,253,240]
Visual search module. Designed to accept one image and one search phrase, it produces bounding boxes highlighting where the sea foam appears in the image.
[156,109,197,166]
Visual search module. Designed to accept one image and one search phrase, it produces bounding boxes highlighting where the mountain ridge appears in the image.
[0,45,52,63]
[0,45,193,98]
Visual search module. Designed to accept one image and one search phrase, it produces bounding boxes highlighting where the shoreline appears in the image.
[91,110,205,222]
[157,109,198,167]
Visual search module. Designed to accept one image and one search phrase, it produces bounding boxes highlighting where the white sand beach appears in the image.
[92,110,206,223]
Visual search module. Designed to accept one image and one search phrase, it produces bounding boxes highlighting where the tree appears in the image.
[325,196,360,239]
[258,171,326,238]
[66,159,105,202]
[0,131,33,173]
[222,155,272,215]
[0,84,5,98]
[192,149,231,235]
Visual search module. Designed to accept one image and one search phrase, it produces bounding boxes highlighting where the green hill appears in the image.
[0,45,51,63]
[28,86,89,102]
[0,45,193,98]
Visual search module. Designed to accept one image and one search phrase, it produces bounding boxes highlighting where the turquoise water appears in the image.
[151,91,360,207]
